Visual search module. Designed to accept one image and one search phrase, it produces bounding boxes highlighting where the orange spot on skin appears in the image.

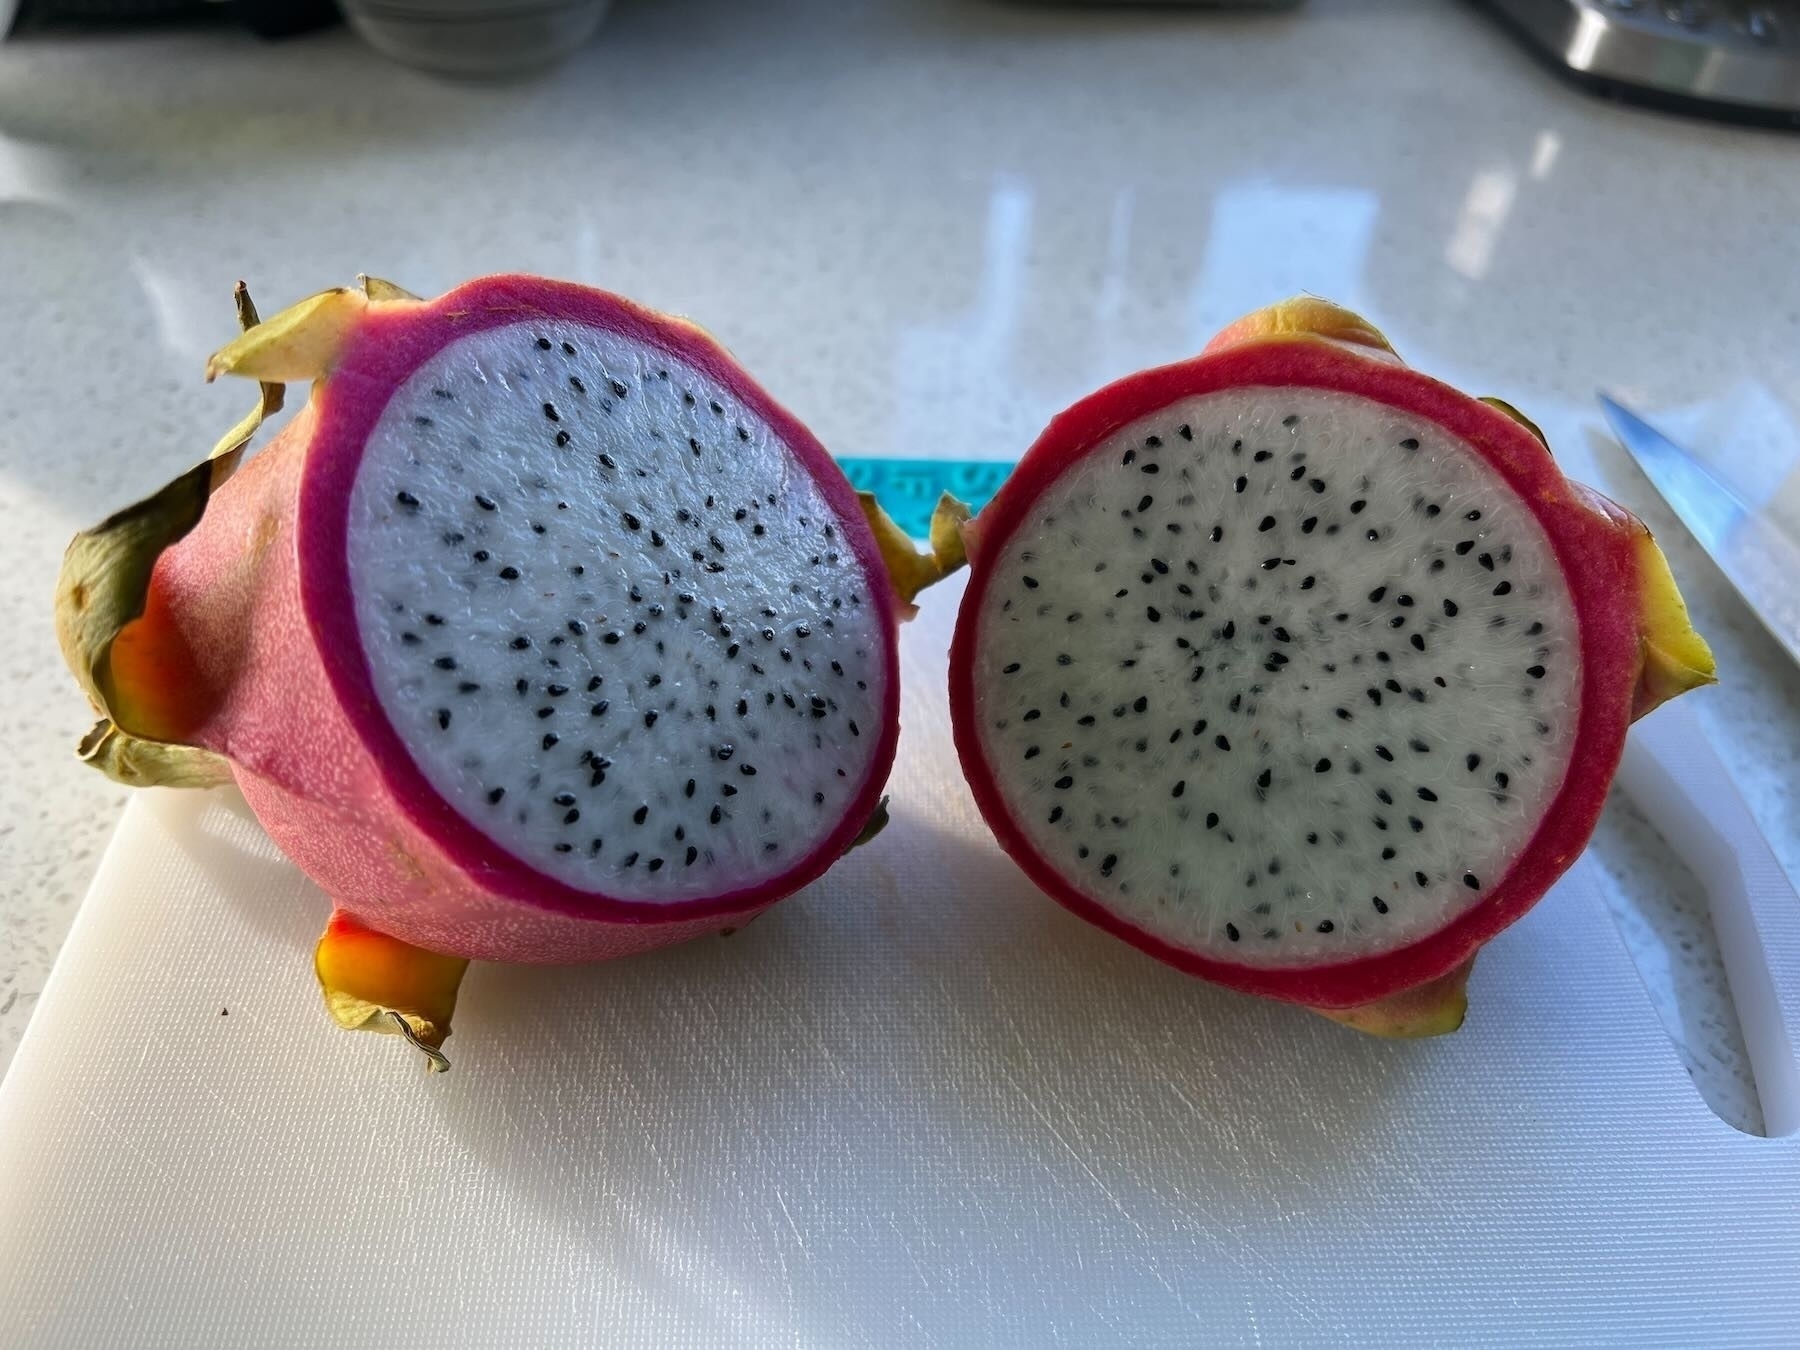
[315,910,467,1058]
[105,579,211,742]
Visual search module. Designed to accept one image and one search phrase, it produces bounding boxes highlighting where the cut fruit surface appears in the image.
[341,318,889,903]
[967,386,1579,967]
[950,299,1713,1020]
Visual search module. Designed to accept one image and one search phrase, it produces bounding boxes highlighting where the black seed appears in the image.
[1317,920,1335,934]
[1226,923,1241,942]
[590,701,609,717]
[1211,526,1223,542]
[1375,745,1394,762]
[1410,738,1430,753]
[1054,776,1074,790]
[740,764,757,776]
[535,707,555,720]
[622,512,642,531]
[1479,553,1495,572]
[1314,758,1331,773]
[1527,664,1546,679]
[1146,606,1161,623]
[1455,540,1474,556]
[487,787,506,804]
[498,566,520,580]
[1138,495,1154,512]
[1464,873,1481,890]
[434,709,451,730]
[1415,871,1428,887]
[643,711,658,728]
[1493,580,1513,596]
[1215,735,1231,751]
[1256,768,1272,790]
[1258,516,1276,532]
[1408,817,1424,833]
[1022,575,1039,589]
[1416,787,1438,802]
[1234,476,1248,493]
[472,551,490,563]
[458,681,480,694]
[542,733,558,749]
[1369,586,1387,603]
[1206,813,1220,829]
[647,858,664,872]
[1373,896,1390,913]
[1410,634,1426,652]
[475,494,496,511]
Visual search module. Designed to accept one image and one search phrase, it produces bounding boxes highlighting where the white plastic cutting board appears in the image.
[3,591,1798,1347]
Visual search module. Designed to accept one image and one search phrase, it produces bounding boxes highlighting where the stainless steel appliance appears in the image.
[1480,0,1800,124]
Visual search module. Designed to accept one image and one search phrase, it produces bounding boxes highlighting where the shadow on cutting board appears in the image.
[416,806,1441,1300]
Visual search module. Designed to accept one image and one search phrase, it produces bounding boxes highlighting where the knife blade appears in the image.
[1599,392,1800,665]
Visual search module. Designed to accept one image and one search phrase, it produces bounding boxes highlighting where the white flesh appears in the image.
[347,320,888,901]
[972,388,1580,965]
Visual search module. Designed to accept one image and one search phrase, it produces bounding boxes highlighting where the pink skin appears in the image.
[951,338,1647,1010]
[148,276,900,964]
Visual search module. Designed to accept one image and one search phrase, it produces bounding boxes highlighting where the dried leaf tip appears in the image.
[858,491,972,618]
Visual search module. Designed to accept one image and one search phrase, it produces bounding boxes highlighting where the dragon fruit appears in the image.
[56,274,965,1068]
[948,298,1715,1037]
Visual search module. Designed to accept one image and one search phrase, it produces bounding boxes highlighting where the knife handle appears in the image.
[1619,699,1800,1138]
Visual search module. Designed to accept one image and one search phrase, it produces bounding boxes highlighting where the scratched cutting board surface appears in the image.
[2,585,1799,1348]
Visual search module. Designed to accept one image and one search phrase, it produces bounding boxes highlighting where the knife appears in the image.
[1599,392,1800,666]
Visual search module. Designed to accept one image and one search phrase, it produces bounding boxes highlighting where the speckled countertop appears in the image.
[1,0,1797,1132]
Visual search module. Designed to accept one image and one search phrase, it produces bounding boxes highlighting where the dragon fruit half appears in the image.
[56,274,965,1068]
[949,298,1715,1037]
